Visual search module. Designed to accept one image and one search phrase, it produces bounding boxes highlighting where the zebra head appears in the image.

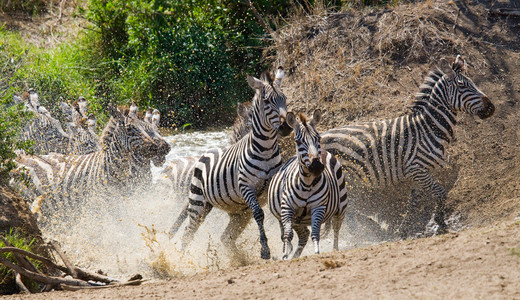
[28,88,40,111]
[123,105,170,167]
[78,96,88,117]
[60,99,74,122]
[287,110,325,177]
[247,67,292,137]
[440,55,495,119]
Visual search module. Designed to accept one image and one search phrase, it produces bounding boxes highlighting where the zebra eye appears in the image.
[456,78,464,86]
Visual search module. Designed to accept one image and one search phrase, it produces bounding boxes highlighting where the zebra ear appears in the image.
[452,55,467,73]
[247,75,264,90]
[310,109,322,126]
[286,112,298,129]
[236,102,249,119]
[440,58,456,81]
[274,67,284,87]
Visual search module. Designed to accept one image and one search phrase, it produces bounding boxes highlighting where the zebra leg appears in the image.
[220,210,252,256]
[397,189,421,239]
[281,205,295,260]
[292,225,309,259]
[181,201,213,250]
[409,168,448,234]
[310,206,326,255]
[240,185,270,259]
[332,214,344,251]
[168,202,189,238]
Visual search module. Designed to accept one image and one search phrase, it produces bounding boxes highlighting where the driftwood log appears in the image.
[0,238,144,293]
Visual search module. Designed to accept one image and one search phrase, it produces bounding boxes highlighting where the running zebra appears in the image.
[320,55,495,236]
[11,104,170,219]
[268,110,348,259]
[169,67,291,259]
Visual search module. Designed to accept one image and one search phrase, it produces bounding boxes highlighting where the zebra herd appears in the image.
[10,55,495,261]
[10,92,171,223]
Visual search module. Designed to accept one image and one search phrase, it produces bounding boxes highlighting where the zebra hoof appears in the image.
[436,226,449,235]
[261,247,271,260]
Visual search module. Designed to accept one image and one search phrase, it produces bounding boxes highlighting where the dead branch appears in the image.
[0,246,68,273]
[0,256,90,287]
[244,0,275,38]
[48,240,77,278]
[0,241,143,293]
[15,272,30,294]
[0,236,39,273]
[489,8,520,17]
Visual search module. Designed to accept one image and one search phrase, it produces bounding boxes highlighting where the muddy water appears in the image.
[42,129,347,280]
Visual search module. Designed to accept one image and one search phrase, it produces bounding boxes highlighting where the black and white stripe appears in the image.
[169,67,291,259]
[268,110,348,259]
[320,55,495,235]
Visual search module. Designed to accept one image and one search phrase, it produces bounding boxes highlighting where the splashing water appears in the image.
[41,129,351,280]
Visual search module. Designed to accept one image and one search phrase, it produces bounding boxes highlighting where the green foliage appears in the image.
[81,0,302,128]
[0,28,103,118]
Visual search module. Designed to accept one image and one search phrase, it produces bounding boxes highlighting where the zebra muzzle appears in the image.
[477,97,495,119]
[307,158,325,176]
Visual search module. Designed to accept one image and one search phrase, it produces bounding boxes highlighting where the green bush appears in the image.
[81,0,307,128]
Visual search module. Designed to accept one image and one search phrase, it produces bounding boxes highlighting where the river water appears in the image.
[42,129,345,280]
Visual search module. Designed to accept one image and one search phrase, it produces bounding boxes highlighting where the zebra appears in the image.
[169,67,291,259]
[320,55,495,237]
[11,104,170,219]
[19,90,70,155]
[268,110,348,259]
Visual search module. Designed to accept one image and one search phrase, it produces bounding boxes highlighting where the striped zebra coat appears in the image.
[159,101,254,234]
[320,56,495,237]
[269,110,348,259]
[11,105,170,221]
[169,68,291,259]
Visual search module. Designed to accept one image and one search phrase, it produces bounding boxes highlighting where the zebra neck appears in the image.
[297,166,322,191]
[410,80,457,144]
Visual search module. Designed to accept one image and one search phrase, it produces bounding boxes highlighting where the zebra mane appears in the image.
[260,70,273,84]
[299,113,307,126]
[409,68,445,112]
[99,116,120,146]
